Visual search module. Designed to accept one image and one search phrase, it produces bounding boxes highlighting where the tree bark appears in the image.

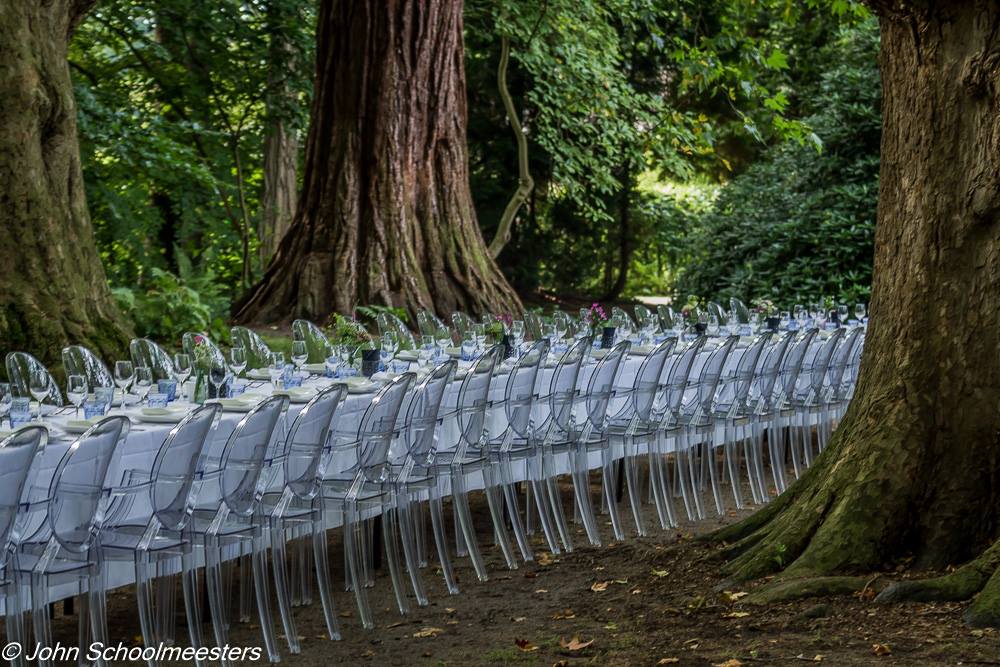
[602,161,633,301]
[259,0,300,269]
[235,0,522,324]
[0,0,130,368]
[713,1,1000,619]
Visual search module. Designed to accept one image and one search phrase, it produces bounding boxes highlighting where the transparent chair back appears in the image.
[230,326,274,370]
[130,338,175,382]
[806,328,845,400]
[779,329,819,399]
[0,426,47,568]
[694,335,739,417]
[523,311,543,341]
[283,384,346,500]
[584,341,629,429]
[62,345,113,389]
[730,298,751,324]
[451,312,475,340]
[150,403,221,531]
[827,327,863,399]
[292,319,335,363]
[752,331,795,412]
[727,333,773,413]
[47,416,130,553]
[376,312,416,349]
[656,305,675,330]
[416,310,446,338]
[662,336,707,419]
[706,301,727,325]
[403,361,456,466]
[546,337,590,433]
[182,332,226,368]
[503,340,548,439]
[356,373,416,482]
[455,347,500,449]
[634,304,652,324]
[5,352,63,406]
[611,306,636,328]
[631,337,676,422]
[218,396,287,516]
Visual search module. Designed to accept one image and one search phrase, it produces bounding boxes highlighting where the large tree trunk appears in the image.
[0,0,130,367]
[713,0,1000,625]
[235,0,522,324]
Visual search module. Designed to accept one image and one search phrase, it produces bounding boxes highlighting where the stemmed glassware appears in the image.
[229,346,247,380]
[291,340,308,376]
[67,375,88,418]
[472,324,486,356]
[510,320,525,357]
[795,306,809,331]
[417,335,435,369]
[837,303,849,325]
[134,367,153,406]
[208,360,228,400]
[115,360,135,405]
[29,368,49,422]
[855,303,867,321]
[174,353,192,402]
[0,383,12,429]
[380,331,399,371]
[338,345,353,376]
[269,352,286,389]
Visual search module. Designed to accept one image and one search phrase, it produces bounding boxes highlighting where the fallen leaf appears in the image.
[722,611,751,619]
[651,569,669,578]
[445,607,456,614]
[361,649,375,657]
[656,659,680,665]
[613,578,629,585]
[559,635,595,652]
[631,588,643,595]
[412,627,445,638]
[339,611,352,618]
[591,581,610,592]
[552,609,576,620]
[446,620,459,625]
[713,660,743,667]
[515,638,539,652]
[872,643,891,656]
[553,662,570,667]
[535,588,548,594]
[813,656,825,662]
[722,591,748,602]
[387,621,406,628]
[524,571,537,579]
[513,616,527,623]
[537,552,555,566]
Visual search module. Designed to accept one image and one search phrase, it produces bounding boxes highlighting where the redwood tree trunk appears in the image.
[235,0,522,324]
[0,0,130,367]
[716,0,1000,614]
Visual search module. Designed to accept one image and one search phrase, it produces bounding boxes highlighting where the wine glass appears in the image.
[418,335,434,369]
[115,360,135,401]
[229,346,247,380]
[619,316,633,344]
[269,352,286,389]
[67,375,88,418]
[461,335,477,361]
[174,353,192,402]
[510,320,525,356]
[29,368,49,422]
[779,311,791,331]
[435,326,453,362]
[472,324,486,355]
[855,303,867,321]
[707,315,720,337]
[795,306,809,331]
[134,367,153,406]
[291,340,308,374]
[207,360,228,400]
[0,383,12,429]
[338,345,353,375]
[837,303,849,325]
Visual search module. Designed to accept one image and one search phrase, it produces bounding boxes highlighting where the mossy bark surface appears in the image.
[235,0,522,325]
[713,1,1000,622]
[0,0,130,370]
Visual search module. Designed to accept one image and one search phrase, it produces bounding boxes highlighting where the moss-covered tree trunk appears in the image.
[235,0,522,324]
[0,0,130,368]
[714,0,1000,626]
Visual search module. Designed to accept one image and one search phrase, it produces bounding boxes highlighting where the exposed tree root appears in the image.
[742,576,874,605]
[877,540,1000,604]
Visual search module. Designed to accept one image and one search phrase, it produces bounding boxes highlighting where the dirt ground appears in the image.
[45,479,1000,666]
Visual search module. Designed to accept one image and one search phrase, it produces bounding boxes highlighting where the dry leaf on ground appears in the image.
[559,635,595,652]
[515,638,539,652]
[412,627,444,638]
[591,581,610,592]
[872,643,891,656]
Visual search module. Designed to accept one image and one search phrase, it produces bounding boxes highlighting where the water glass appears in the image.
[855,303,867,321]
[391,359,409,374]
[291,340,308,371]
[157,379,178,401]
[837,304,850,324]
[229,347,247,379]
[67,375,88,418]
[325,354,341,378]
[134,367,154,405]
[95,387,114,415]
[83,401,104,421]
[269,352,286,389]
[10,397,30,428]
[147,393,168,409]
[115,360,135,393]
[174,353,192,401]
[461,336,477,361]
[435,327,453,362]
[418,335,434,368]
[0,383,11,429]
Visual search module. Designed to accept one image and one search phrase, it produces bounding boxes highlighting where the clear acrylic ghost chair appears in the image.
[260,384,346,654]
[676,336,739,519]
[611,306,636,329]
[320,374,414,630]
[815,326,863,448]
[605,338,678,534]
[730,298,751,324]
[431,347,518,576]
[742,331,795,503]
[634,304,653,324]
[708,333,772,511]
[656,305,675,331]
[187,396,287,665]
[292,319,335,364]
[229,326,274,370]
[62,345,114,389]
[130,338,176,382]
[451,312,475,340]
[530,337,590,553]
[181,332,227,368]
[792,328,845,471]
[15,416,130,667]
[771,328,819,489]
[0,426,48,667]
[553,340,630,545]
[523,310,544,341]
[392,361,457,595]
[376,312,416,349]
[706,301,727,325]
[5,352,63,406]
[484,340,549,561]
[416,310,441,337]
[99,404,221,667]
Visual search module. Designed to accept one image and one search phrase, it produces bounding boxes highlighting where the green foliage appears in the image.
[111,255,230,346]
[672,20,880,307]
[322,314,374,350]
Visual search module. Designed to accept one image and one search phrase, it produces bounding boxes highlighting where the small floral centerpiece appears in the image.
[489,313,513,356]
[751,297,780,330]
[191,335,214,404]
[680,295,703,327]
[325,312,378,375]
[583,303,616,348]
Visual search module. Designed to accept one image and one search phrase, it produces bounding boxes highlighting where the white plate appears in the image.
[302,363,327,373]
[629,346,654,356]
[345,381,378,394]
[396,350,419,361]
[62,419,99,434]
[206,398,258,412]
[136,407,189,423]
[247,369,271,381]
[272,388,316,404]
[446,347,462,358]
[591,348,610,360]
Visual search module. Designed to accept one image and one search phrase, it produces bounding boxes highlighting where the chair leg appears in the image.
[600,448,625,541]
[343,502,374,629]
[88,571,109,667]
[570,447,602,546]
[622,437,646,536]
[251,533,281,662]
[723,423,745,510]
[483,466,518,569]
[204,538,234,667]
[5,581,27,667]
[396,492,429,606]
[181,548,206,667]
[451,471,488,582]
[528,453,562,554]
[543,454,573,553]
[499,455,534,562]
[382,505,411,615]
[30,572,53,667]
[270,517,301,653]
[311,518,342,640]
[428,483,459,594]
[134,555,158,666]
